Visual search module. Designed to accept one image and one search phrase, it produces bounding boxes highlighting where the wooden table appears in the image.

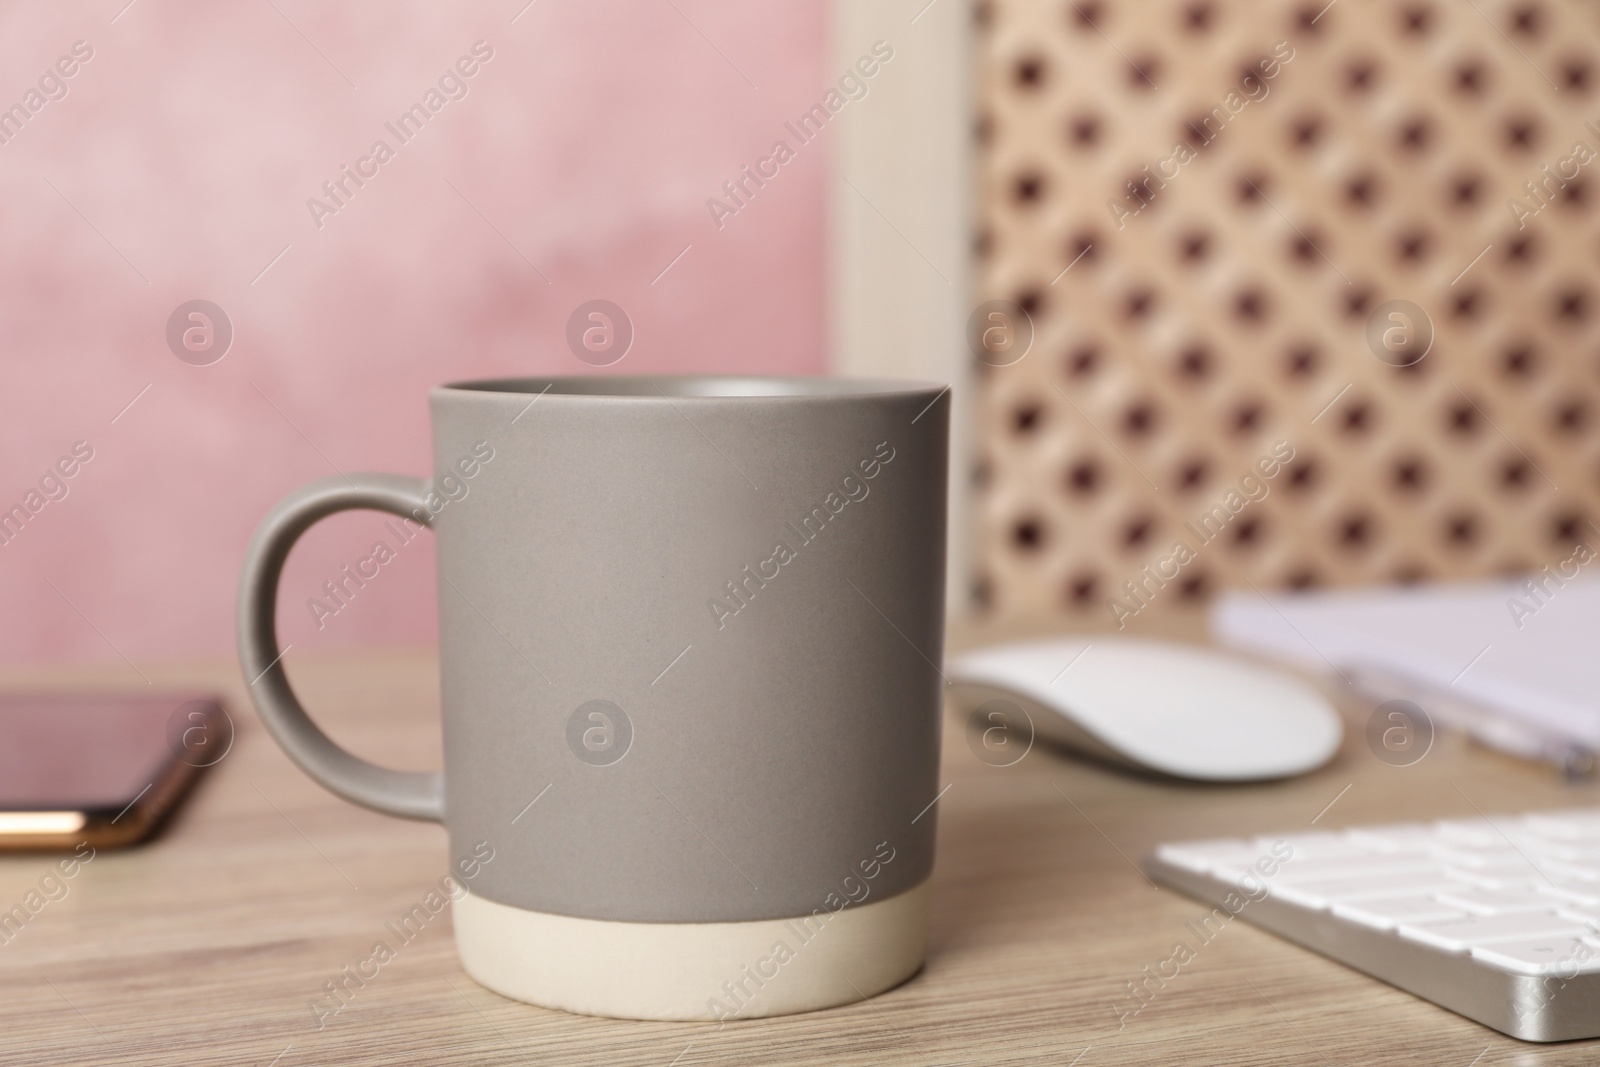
[5,609,1599,1066]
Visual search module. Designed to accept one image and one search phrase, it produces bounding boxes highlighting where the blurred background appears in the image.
[5,0,1599,670]
[0,0,828,665]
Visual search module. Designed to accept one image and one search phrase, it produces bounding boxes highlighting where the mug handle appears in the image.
[237,472,443,822]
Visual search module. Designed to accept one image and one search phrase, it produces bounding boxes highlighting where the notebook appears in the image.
[1210,564,1600,766]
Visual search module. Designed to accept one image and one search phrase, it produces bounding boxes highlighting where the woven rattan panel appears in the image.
[972,0,1600,626]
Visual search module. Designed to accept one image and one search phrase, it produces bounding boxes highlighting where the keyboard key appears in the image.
[1548,851,1600,870]
[1435,887,1563,915]
[1425,846,1530,868]
[1208,854,1305,881]
[1348,823,1446,852]
[1470,937,1600,976]
[1520,816,1590,840]
[1541,859,1600,881]
[1331,896,1471,931]
[1271,855,1443,883]
[1543,883,1600,907]
[1443,860,1547,887]
[1525,812,1600,839]
[1505,839,1590,862]
[1266,881,1335,910]
[1150,845,1221,875]
[1257,833,1377,860]
[1553,904,1600,930]
[1275,872,1464,903]
[1399,911,1587,952]
[1440,867,1536,891]
[1434,820,1504,847]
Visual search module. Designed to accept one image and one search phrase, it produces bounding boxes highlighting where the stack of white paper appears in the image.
[1210,565,1600,756]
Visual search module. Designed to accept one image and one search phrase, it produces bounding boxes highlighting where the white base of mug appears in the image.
[453,880,930,1021]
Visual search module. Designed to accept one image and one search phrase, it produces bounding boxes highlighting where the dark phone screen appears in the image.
[0,694,198,811]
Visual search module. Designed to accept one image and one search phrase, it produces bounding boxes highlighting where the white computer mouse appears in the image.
[949,637,1343,781]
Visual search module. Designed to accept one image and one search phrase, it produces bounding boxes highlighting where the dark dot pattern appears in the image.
[974,0,1600,619]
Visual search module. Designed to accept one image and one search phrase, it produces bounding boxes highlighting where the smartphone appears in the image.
[0,692,229,850]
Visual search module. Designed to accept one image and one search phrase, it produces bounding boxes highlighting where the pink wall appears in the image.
[0,1,827,669]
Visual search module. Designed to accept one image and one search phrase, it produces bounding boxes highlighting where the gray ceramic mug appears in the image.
[237,376,949,1021]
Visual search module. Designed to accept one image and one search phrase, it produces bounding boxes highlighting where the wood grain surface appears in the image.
[2,608,1597,1066]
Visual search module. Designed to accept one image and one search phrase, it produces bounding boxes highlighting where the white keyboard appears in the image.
[1147,809,1600,1042]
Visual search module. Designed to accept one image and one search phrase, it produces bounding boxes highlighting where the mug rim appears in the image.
[436,375,948,400]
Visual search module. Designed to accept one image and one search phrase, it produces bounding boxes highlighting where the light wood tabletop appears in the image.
[4,608,1599,1066]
